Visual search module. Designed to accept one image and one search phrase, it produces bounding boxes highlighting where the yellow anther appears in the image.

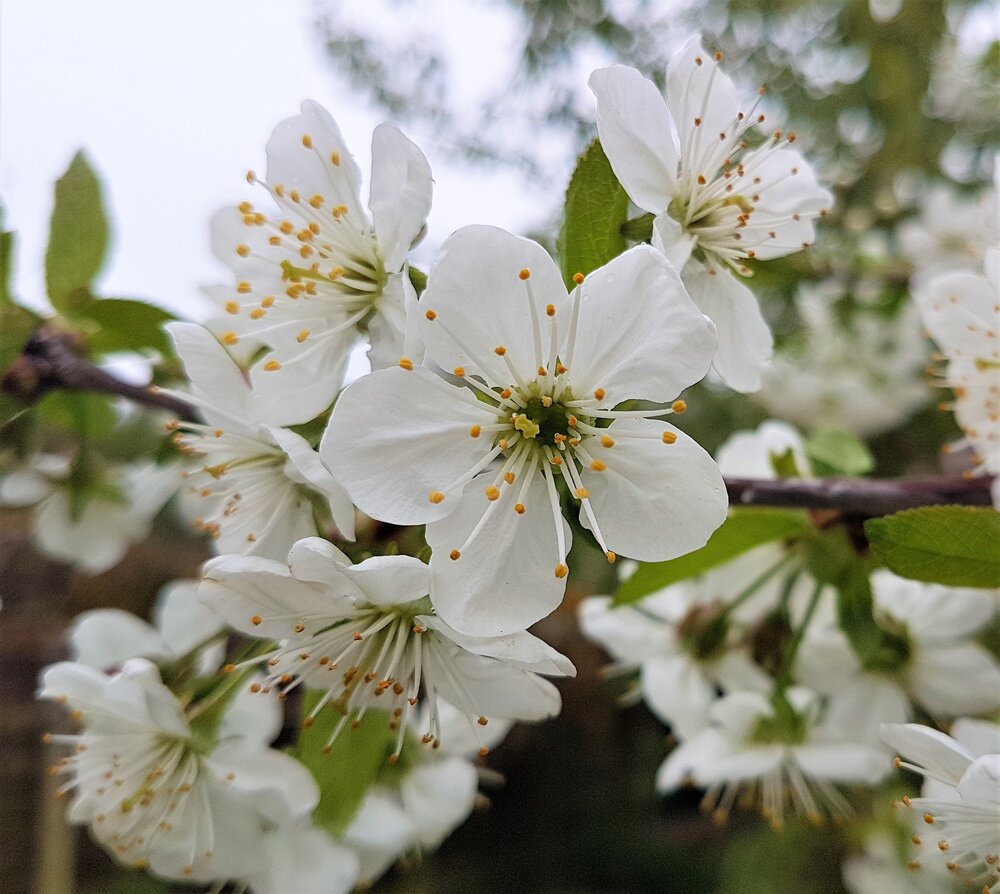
[274,183,285,197]
[280,220,294,234]
[574,487,589,499]
[498,438,510,449]
[554,563,569,578]
[485,485,500,501]
[590,460,606,471]
[309,194,324,208]
[429,490,446,504]
[513,414,540,438]
[246,169,257,184]
[495,345,507,356]
[519,268,531,280]
[290,189,300,203]
[225,300,239,314]
[236,244,250,258]
[260,295,275,308]
[398,357,414,371]
[302,134,313,149]
[662,431,677,444]
[540,395,552,408]
[449,549,461,560]
[672,399,687,413]
[222,332,239,346]
[556,362,567,374]
[514,502,525,514]
[504,472,515,484]
[237,281,252,294]
[572,272,585,285]
[549,455,563,465]
[296,329,310,343]
[594,388,605,400]
[425,309,437,320]
[250,614,262,626]
[330,151,341,166]
[269,235,281,246]
[500,388,512,399]
[238,201,253,214]
[538,365,548,376]
[469,424,481,438]
[249,308,265,320]
[567,414,578,427]
[546,304,556,316]
[453,366,466,377]
[328,265,346,278]
[923,813,935,825]
[606,551,617,563]
[263,360,281,372]
[600,435,615,448]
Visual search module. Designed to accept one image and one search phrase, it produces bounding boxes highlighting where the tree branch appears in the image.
[2,327,197,421]
[726,475,995,515]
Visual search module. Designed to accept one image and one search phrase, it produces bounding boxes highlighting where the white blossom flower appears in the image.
[590,36,832,392]
[798,571,1000,746]
[38,658,318,882]
[199,537,572,758]
[0,454,179,574]
[70,580,226,673]
[323,225,725,635]
[245,822,360,894]
[913,248,1000,498]
[209,100,432,423]
[579,588,770,740]
[843,832,957,894]
[658,688,890,827]
[882,721,1000,891]
[164,322,355,558]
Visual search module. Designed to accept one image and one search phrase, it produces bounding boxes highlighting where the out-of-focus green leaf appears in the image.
[865,506,1000,588]
[805,428,874,477]
[0,220,15,306]
[557,139,630,289]
[0,302,38,378]
[45,151,109,314]
[80,298,176,356]
[295,699,400,835]
[36,390,117,439]
[614,509,813,605]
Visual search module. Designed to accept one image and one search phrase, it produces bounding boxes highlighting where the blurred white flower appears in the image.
[200,537,572,758]
[882,721,1000,891]
[323,226,725,635]
[38,658,317,883]
[245,823,359,894]
[165,322,356,557]
[590,35,832,391]
[843,832,957,894]
[0,454,178,574]
[209,100,432,422]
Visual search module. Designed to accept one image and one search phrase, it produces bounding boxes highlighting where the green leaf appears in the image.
[865,506,1000,588]
[36,390,117,439]
[557,139,630,289]
[45,151,109,314]
[79,298,176,356]
[294,699,400,835]
[614,509,813,605]
[0,220,15,306]
[408,265,427,297]
[0,301,38,380]
[805,428,874,477]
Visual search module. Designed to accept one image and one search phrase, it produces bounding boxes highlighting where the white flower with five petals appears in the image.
[590,36,833,391]
[199,537,572,759]
[165,322,355,557]
[210,100,432,423]
[323,225,726,635]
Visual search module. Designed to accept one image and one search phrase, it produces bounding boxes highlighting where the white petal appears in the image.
[578,418,727,561]
[322,365,498,525]
[69,609,169,668]
[426,469,570,636]
[342,790,416,885]
[566,245,717,405]
[577,595,673,662]
[368,123,433,272]
[418,225,569,383]
[909,644,1000,716]
[367,272,409,372]
[683,261,773,393]
[286,536,356,583]
[253,825,359,894]
[879,723,973,786]
[589,65,678,210]
[651,212,696,271]
[820,676,910,748]
[795,743,891,785]
[343,554,430,606]
[714,420,808,479]
[35,492,134,574]
[399,758,477,850]
[872,571,996,640]
[217,678,282,748]
[641,654,715,739]
[950,717,1000,758]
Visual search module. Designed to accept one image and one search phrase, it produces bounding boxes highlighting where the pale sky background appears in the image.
[0,0,563,324]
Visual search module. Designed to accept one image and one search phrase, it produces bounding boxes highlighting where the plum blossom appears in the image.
[164,322,355,558]
[658,688,890,827]
[209,100,432,423]
[323,225,726,635]
[882,721,1000,891]
[38,658,318,883]
[199,537,572,758]
[590,36,832,391]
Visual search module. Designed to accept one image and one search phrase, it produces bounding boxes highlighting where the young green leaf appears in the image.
[804,428,874,477]
[79,298,176,357]
[45,151,109,314]
[557,139,630,289]
[864,506,1000,588]
[614,509,813,605]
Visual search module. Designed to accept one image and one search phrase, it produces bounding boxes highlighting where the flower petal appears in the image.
[641,654,715,739]
[342,554,430,606]
[880,722,974,786]
[589,65,678,210]
[70,609,169,669]
[399,758,478,850]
